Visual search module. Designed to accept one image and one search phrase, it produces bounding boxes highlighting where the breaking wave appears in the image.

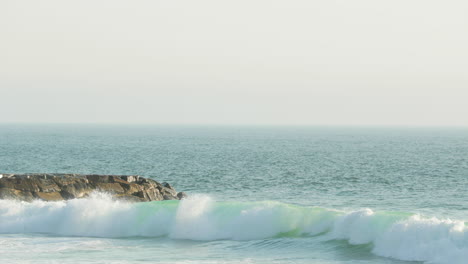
[0,193,467,264]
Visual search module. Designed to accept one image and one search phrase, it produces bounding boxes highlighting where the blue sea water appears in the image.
[0,124,467,264]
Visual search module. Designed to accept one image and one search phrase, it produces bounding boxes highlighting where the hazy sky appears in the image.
[1,0,467,126]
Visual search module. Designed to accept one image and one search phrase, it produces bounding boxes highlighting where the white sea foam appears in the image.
[329,209,468,264]
[0,194,467,264]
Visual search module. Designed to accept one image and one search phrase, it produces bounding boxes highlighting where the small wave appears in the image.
[0,193,467,264]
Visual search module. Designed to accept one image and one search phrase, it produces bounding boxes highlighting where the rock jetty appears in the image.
[0,173,187,202]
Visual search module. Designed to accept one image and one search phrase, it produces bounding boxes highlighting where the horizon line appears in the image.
[0,122,467,129]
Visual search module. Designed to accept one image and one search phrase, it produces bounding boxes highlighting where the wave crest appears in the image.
[0,193,467,264]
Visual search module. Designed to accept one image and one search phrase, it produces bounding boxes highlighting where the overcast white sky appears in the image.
[1,0,467,126]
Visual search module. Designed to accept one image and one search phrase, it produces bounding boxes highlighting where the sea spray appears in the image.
[373,215,468,263]
[170,194,215,240]
[0,194,467,263]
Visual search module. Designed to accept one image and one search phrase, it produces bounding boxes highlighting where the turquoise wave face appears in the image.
[0,194,467,264]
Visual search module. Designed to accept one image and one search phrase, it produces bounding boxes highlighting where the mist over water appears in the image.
[1,125,467,264]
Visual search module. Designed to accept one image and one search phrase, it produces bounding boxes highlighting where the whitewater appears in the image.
[1,125,467,264]
[1,193,467,264]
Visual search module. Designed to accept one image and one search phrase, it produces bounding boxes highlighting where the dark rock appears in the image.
[0,177,41,192]
[114,194,145,202]
[59,180,93,199]
[121,175,138,183]
[0,173,186,202]
[95,182,126,194]
[125,183,144,194]
[177,192,188,199]
[86,175,110,183]
[138,178,149,184]
[163,194,177,200]
[37,179,61,193]
[0,188,35,202]
[34,191,63,201]
[145,188,163,201]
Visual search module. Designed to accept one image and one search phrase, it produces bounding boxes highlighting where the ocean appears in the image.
[0,124,467,264]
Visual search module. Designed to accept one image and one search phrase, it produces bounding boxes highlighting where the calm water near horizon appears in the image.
[1,124,467,264]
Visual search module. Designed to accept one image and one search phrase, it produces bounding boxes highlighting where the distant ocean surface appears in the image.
[1,124,467,264]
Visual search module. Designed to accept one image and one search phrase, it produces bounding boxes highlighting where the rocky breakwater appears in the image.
[0,173,187,202]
